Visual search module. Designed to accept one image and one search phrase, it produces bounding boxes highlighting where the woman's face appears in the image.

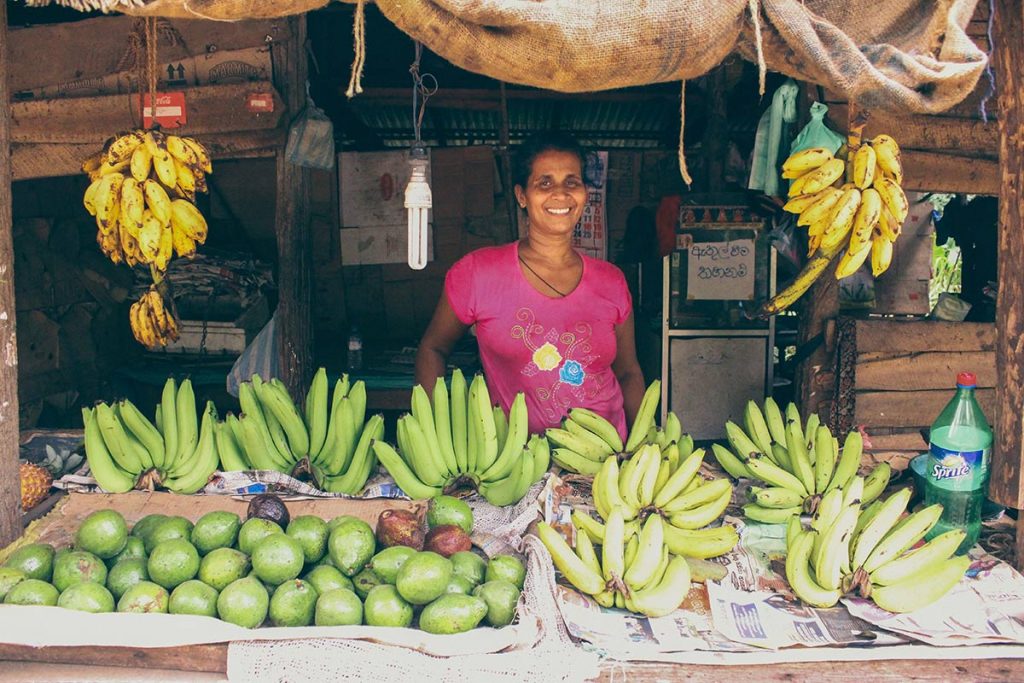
[515,149,587,239]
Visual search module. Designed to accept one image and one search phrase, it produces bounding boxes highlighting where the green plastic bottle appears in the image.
[923,372,992,554]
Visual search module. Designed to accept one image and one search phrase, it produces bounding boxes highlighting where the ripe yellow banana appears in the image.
[848,187,882,254]
[851,487,912,570]
[851,144,877,190]
[873,176,909,223]
[152,146,178,189]
[783,192,824,215]
[797,188,843,227]
[130,144,152,183]
[170,199,208,243]
[106,130,145,165]
[138,211,163,263]
[166,135,200,167]
[819,187,862,252]
[143,179,172,225]
[797,158,845,196]
[871,233,894,276]
[834,244,872,279]
[871,135,903,184]
[181,136,213,173]
[743,503,801,524]
[782,147,834,175]
[711,443,752,480]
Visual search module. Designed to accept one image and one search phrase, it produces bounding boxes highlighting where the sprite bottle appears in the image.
[923,372,992,554]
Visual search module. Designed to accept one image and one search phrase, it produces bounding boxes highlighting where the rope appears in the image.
[409,41,438,145]
[345,0,367,98]
[978,0,996,122]
[678,80,692,187]
[748,0,767,96]
[146,17,159,129]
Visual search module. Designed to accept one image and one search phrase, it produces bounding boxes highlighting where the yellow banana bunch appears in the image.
[711,398,892,524]
[129,287,180,348]
[785,482,969,613]
[370,370,547,503]
[81,377,218,494]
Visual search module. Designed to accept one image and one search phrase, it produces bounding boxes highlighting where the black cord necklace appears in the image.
[518,254,570,298]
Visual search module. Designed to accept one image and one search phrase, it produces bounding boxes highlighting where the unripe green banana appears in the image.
[563,417,616,458]
[118,400,165,471]
[745,455,808,495]
[214,421,249,472]
[482,392,530,481]
[743,503,802,524]
[411,384,448,477]
[725,420,763,459]
[826,431,863,493]
[662,524,738,559]
[630,556,692,618]
[850,487,912,570]
[711,443,752,480]
[661,478,731,514]
[863,503,944,573]
[529,434,551,483]
[786,530,841,608]
[536,522,606,596]
[786,420,815,496]
[397,414,447,486]
[744,400,773,455]
[255,380,309,457]
[164,401,219,493]
[668,487,731,530]
[175,378,199,465]
[551,447,602,475]
[813,425,834,493]
[371,440,441,499]
[470,374,498,474]
[546,428,611,462]
[870,528,966,586]
[322,414,384,495]
[95,403,143,474]
[81,407,136,493]
[663,411,682,446]
[753,486,804,509]
[449,368,469,472]
[305,367,329,459]
[653,448,706,508]
[431,376,460,477]
[861,462,892,505]
[762,397,787,445]
[159,377,178,472]
[624,380,661,453]
[870,555,970,613]
[567,407,623,452]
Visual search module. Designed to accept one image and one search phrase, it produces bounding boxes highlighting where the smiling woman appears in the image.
[414,131,646,439]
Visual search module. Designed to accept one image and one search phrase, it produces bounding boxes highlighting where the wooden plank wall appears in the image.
[853,319,997,435]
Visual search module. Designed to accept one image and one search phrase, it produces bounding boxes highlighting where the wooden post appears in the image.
[0,0,23,546]
[273,17,313,398]
[700,66,728,191]
[988,0,1024,565]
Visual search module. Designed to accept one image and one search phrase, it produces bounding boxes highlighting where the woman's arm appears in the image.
[611,311,646,425]
[415,293,469,393]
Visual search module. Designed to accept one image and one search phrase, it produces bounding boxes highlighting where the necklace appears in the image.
[518,254,571,298]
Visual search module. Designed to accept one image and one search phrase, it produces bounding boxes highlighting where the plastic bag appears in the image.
[285,96,335,170]
[789,102,845,156]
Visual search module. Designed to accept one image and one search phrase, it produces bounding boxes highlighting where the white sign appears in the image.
[686,239,755,300]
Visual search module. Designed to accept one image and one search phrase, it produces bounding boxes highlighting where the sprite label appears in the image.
[928,443,989,492]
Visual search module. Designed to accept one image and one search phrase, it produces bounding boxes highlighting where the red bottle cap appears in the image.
[956,372,977,387]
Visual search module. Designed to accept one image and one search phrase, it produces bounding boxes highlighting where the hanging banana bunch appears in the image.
[763,131,909,317]
[130,286,180,348]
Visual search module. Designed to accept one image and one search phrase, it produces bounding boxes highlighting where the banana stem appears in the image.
[845,104,870,182]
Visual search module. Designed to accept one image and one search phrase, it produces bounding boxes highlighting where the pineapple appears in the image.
[20,461,52,510]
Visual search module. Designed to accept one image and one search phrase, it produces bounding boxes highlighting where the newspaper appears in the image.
[538,471,1024,659]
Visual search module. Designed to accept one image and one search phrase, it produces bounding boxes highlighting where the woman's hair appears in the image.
[513,131,586,188]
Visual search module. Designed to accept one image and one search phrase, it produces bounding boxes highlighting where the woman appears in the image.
[415,131,645,439]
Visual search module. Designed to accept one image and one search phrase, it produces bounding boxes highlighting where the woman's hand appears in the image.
[612,311,646,425]
[415,293,469,393]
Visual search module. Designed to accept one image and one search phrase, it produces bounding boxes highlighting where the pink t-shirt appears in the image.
[445,242,632,438]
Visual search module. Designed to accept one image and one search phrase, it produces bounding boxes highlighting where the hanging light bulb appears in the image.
[405,143,431,270]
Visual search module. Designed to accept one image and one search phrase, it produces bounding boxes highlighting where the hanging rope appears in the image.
[116,18,186,129]
[678,80,692,187]
[978,0,996,122]
[748,0,767,96]
[345,0,367,98]
[146,17,159,129]
[409,41,438,145]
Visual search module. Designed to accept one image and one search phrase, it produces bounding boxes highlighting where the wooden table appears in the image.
[1,643,1023,681]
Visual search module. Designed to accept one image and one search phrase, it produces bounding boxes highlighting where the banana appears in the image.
[372,439,441,499]
[94,402,143,474]
[662,477,731,514]
[783,191,825,215]
[180,136,213,173]
[813,425,835,494]
[759,241,842,316]
[158,378,179,470]
[785,403,802,439]
[238,413,288,472]
[568,407,623,452]
[871,233,894,277]
[118,399,165,471]
[877,205,902,242]
[771,443,792,472]
[797,158,845,196]
[861,462,891,505]
[668,486,731,529]
[573,521,603,578]
[450,368,469,472]
[618,448,649,509]
[546,427,612,462]
[166,135,200,167]
[743,400,773,455]
[170,199,208,243]
[572,510,610,545]
[143,179,172,226]
[238,381,289,470]
[786,515,803,549]
[743,503,801,524]
[630,556,692,618]
[786,530,841,608]
[411,384,449,477]
[305,367,329,460]
[323,414,384,494]
[825,430,862,493]
[602,508,626,585]
[797,188,844,228]
[537,522,606,596]
[745,455,808,495]
[255,380,310,457]
[819,187,862,252]
[762,397,786,445]
[710,443,751,480]
[663,411,682,446]
[624,380,661,453]
[835,244,871,280]
[398,414,447,486]
[653,448,705,508]
[164,402,219,493]
[138,211,163,263]
[171,221,197,259]
[318,392,353,471]
[782,147,833,176]
[563,417,616,458]
[814,505,859,591]
[492,404,508,450]
[753,486,804,509]
[848,187,882,254]
[637,444,662,507]
[725,420,763,459]
[551,447,602,475]
[870,555,970,613]
[106,130,145,165]
[852,144,877,190]
[785,419,815,496]
[129,143,152,183]
[482,392,529,482]
[432,376,460,477]
[529,433,551,482]
[873,176,909,224]
[215,420,250,472]
[870,529,966,586]
[594,457,638,521]
[803,413,820,457]
[851,487,912,570]
[624,514,664,590]
[663,524,738,559]
[152,146,178,189]
[654,459,672,494]
[470,374,499,474]
[81,407,137,493]
[862,503,944,574]
[871,135,903,184]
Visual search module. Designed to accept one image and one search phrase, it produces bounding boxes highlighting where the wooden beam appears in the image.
[10,83,284,144]
[0,0,22,548]
[855,351,996,391]
[11,129,286,181]
[856,388,998,429]
[990,0,1024,516]
[825,103,998,159]
[273,17,314,398]
[352,86,680,110]
[899,150,998,195]
[854,320,996,354]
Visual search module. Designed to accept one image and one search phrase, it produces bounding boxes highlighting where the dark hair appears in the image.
[513,131,586,188]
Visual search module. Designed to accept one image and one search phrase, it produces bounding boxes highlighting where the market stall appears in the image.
[1,0,1024,680]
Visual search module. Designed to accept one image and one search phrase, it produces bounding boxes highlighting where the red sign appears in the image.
[141,92,187,129]
[246,92,275,113]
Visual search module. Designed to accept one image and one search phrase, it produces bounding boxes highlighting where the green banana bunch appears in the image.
[373,370,547,505]
[536,509,693,618]
[711,398,891,523]
[81,377,219,494]
[784,482,969,613]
